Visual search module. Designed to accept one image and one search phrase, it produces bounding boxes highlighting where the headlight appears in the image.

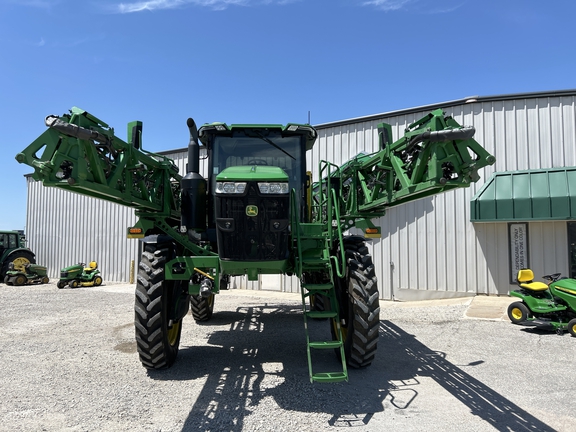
[216,182,247,194]
[258,182,289,194]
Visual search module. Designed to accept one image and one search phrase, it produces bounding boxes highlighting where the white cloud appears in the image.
[361,0,464,13]
[7,0,62,9]
[361,0,412,11]
[114,0,299,13]
[37,37,46,47]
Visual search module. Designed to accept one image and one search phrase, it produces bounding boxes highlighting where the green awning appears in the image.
[471,167,576,222]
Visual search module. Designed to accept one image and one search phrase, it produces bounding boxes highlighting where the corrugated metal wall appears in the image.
[25,93,576,298]
[309,94,576,299]
[26,179,139,282]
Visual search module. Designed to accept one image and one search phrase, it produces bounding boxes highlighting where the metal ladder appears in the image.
[297,222,348,383]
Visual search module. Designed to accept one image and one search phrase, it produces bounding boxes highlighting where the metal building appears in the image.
[25,89,576,300]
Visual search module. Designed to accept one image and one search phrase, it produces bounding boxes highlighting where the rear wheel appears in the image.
[93,276,103,286]
[134,242,184,369]
[567,318,576,337]
[190,294,215,322]
[42,277,49,284]
[310,293,329,319]
[1,250,35,279]
[332,236,380,368]
[507,302,530,324]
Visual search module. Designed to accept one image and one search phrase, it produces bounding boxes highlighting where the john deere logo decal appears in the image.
[246,205,258,217]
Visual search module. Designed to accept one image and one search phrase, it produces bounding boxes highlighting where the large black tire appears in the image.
[507,301,530,324]
[190,294,215,322]
[134,242,184,369]
[332,235,380,368]
[1,250,35,279]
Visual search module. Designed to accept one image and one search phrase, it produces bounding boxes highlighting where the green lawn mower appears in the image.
[508,269,576,336]
[57,261,103,289]
[4,262,49,286]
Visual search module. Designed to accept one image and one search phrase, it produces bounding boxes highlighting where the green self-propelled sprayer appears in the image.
[16,107,495,382]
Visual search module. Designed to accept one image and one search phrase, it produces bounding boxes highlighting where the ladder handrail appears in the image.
[328,187,346,279]
[290,188,303,276]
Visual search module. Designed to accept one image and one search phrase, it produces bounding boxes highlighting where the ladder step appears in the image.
[309,340,342,350]
[301,283,333,291]
[312,372,348,383]
[299,223,326,238]
[306,310,337,319]
[301,258,329,266]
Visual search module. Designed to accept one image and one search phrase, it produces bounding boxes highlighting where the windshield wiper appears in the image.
[249,130,296,160]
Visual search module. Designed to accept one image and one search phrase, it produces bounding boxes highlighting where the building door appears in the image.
[569,222,576,278]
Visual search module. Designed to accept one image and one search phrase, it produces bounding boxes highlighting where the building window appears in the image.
[568,222,576,279]
[509,223,529,283]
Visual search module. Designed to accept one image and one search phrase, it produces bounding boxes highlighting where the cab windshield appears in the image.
[211,131,304,198]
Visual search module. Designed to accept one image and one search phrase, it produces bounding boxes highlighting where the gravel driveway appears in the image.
[0,282,574,432]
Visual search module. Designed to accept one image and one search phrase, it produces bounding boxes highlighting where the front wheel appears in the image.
[567,318,576,337]
[13,274,27,286]
[134,242,183,369]
[508,302,530,324]
[332,236,380,368]
[190,294,215,322]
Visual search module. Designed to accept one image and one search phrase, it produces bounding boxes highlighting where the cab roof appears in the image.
[198,122,318,151]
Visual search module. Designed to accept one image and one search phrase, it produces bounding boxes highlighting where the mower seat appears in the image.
[84,261,98,272]
[516,269,549,291]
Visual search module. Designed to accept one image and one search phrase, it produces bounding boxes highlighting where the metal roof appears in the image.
[470,167,576,222]
[313,89,576,129]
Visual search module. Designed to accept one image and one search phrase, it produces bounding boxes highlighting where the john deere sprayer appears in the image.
[16,107,495,382]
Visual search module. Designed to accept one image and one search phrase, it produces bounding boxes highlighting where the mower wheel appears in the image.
[70,280,79,288]
[190,294,215,322]
[4,276,10,284]
[57,281,66,289]
[508,302,530,324]
[93,276,103,286]
[13,274,27,286]
[568,318,576,337]
[42,277,49,284]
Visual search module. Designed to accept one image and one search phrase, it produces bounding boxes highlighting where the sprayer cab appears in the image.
[188,122,316,267]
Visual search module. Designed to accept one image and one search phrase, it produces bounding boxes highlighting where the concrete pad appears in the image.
[464,295,516,321]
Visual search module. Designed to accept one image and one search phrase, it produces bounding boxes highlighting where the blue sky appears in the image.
[1,0,574,231]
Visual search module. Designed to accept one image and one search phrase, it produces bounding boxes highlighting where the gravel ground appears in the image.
[0,282,574,432]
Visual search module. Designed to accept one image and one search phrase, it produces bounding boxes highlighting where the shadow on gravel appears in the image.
[149,307,554,432]
[378,320,555,432]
